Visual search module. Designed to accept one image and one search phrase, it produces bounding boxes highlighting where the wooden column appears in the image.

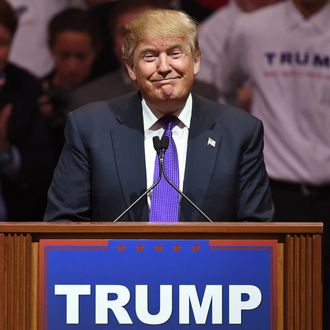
[285,233,322,330]
[0,233,32,330]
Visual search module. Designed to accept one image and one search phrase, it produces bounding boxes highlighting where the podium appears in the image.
[0,222,323,329]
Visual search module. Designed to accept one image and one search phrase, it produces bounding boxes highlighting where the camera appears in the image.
[46,85,72,109]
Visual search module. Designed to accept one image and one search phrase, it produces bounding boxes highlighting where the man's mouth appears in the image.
[151,77,180,84]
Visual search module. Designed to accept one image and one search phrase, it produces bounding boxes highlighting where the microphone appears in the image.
[113,136,164,222]
[158,136,213,222]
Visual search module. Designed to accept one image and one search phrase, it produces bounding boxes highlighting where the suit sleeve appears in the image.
[237,120,274,221]
[44,112,91,221]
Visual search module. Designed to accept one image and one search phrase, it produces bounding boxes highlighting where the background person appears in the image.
[215,0,330,225]
[198,0,281,110]
[40,7,100,157]
[0,104,20,220]
[83,0,121,78]
[214,0,330,326]
[0,1,55,220]
[7,0,86,77]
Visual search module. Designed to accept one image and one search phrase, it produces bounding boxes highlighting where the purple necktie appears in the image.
[149,115,180,222]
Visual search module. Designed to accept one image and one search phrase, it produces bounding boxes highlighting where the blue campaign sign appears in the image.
[39,239,277,330]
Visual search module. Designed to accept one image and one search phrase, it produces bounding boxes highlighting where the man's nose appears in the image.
[157,53,172,75]
[66,57,79,73]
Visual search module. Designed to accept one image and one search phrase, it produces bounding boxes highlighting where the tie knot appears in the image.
[159,115,178,131]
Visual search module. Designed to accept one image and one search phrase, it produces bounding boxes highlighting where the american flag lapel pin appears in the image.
[207,137,216,148]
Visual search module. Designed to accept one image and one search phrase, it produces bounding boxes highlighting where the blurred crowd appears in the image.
[0,0,329,327]
[1,0,328,221]
[0,0,236,221]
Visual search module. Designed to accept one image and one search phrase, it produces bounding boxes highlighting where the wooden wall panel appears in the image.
[1,234,32,330]
[31,243,39,330]
[0,234,5,328]
[277,242,284,330]
[284,234,322,330]
[312,234,322,330]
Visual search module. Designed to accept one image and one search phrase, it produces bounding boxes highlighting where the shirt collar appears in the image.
[142,94,193,132]
[286,0,330,32]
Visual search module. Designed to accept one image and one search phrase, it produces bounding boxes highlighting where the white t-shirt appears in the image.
[198,0,241,85]
[8,0,85,77]
[216,1,330,184]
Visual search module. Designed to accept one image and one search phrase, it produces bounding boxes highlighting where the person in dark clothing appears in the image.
[180,0,230,22]
[0,1,56,220]
[40,8,100,156]
[84,0,120,78]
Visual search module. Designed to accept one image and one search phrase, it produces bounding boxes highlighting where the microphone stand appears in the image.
[114,135,213,222]
[159,136,213,223]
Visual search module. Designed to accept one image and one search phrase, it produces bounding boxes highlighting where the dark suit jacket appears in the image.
[1,63,56,220]
[44,92,273,221]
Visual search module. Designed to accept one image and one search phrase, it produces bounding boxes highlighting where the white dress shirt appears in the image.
[143,94,192,205]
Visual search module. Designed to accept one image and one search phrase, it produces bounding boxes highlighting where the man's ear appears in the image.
[125,62,137,81]
[193,53,201,76]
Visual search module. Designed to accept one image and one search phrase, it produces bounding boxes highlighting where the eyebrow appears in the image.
[138,42,187,56]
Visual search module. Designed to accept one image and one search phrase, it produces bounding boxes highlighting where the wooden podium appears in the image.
[0,222,323,329]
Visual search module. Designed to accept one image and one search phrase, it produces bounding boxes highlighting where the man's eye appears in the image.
[143,53,156,61]
[76,54,88,61]
[58,53,70,61]
[170,50,183,58]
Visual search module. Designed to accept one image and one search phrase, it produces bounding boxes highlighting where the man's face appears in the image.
[84,0,107,6]
[126,36,200,116]
[293,0,327,6]
[51,31,96,87]
[0,24,12,71]
[295,0,324,3]
[291,0,328,16]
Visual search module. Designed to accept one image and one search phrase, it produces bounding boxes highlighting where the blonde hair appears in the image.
[123,9,200,65]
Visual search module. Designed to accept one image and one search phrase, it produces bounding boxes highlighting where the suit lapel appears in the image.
[181,95,222,221]
[110,93,148,221]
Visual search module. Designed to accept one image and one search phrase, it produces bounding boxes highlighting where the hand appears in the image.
[0,104,12,154]
[237,86,252,112]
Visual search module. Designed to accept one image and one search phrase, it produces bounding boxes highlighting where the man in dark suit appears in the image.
[44,8,273,222]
